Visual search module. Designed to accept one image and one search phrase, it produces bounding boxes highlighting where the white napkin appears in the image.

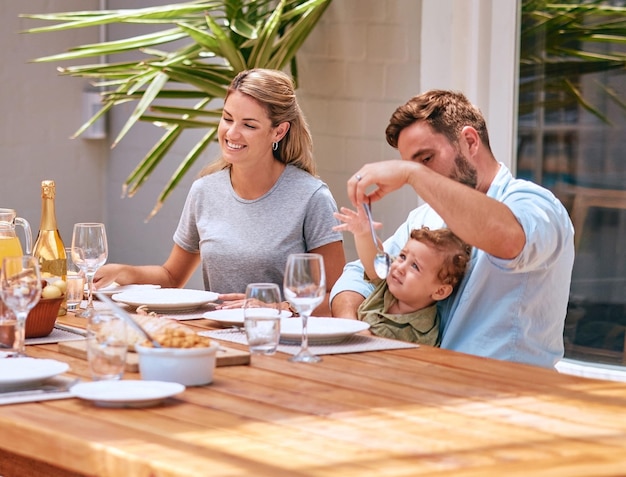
[26,327,85,346]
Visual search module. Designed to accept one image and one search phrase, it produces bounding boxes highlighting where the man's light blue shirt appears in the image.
[330,164,575,368]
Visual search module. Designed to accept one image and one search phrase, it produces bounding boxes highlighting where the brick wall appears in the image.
[297,0,424,261]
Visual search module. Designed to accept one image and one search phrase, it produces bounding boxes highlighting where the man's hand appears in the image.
[348,160,417,206]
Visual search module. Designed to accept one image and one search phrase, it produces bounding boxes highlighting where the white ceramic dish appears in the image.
[92,283,161,296]
[202,308,292,326]
[279,317,370,345]
[71,380,185,408]
[135,341,219,386]
[0,358,70,389]
[112,288,219,312]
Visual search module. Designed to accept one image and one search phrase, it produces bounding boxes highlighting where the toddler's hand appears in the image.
[333,205,381,237]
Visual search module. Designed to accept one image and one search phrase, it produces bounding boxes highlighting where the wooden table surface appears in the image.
[2,313,626,477]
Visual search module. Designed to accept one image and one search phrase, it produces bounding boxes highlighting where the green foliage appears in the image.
[22,0,331,219]
[520,0,626,122]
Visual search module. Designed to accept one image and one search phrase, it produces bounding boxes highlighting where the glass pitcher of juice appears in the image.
[0,208,33,262]
[0,208,33,320]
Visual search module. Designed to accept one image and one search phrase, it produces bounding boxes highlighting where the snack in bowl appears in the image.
[25,281,65,338]
[132,314,218,386]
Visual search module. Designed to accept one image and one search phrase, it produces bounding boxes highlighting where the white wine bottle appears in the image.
[33,180,67,315]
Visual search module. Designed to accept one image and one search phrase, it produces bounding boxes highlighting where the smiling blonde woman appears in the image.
[95,69,346,315]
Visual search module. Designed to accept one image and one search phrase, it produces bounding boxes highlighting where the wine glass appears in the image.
[283,253,325,363]
[0,255,42,356]
[71,223,108,318]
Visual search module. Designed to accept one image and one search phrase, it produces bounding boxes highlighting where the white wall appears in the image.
[295,0,425,263]
[420,0,519,169]
[2,0,519,289]
[0,1,108,249]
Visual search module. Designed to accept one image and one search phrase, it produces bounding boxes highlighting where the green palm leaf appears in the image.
[521,0,626,122]
[123,126,183,198]
[22,0,333,218]
[113,71,170,147]
[247,1,284,67]
[147,127,218,221]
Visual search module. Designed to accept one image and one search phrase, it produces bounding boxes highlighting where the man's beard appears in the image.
[451,154,478,189]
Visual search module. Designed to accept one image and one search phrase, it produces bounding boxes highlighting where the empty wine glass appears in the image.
[71,223,108,318]
[283,253,325,363]
[0,255,42,356]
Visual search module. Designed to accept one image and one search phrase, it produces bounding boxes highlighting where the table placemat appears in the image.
[200,329,418,356]
[26,327,86,346]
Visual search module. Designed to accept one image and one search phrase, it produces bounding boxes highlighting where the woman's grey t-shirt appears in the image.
[174,165,342,294]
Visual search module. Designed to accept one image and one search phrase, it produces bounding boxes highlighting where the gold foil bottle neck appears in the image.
[41,180,56,200]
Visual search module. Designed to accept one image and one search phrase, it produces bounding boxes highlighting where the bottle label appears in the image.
[39,258,67,278]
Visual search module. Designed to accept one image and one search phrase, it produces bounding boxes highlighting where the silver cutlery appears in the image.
[0,377,80,399]
[362,202,391,278]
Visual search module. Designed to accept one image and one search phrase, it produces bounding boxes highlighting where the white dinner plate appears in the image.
[112,288,219,312]
[279,317,370,345]
[0,358,70,390]
[71,380,185,408]
[92,283,161,296]
[203,308,292,326]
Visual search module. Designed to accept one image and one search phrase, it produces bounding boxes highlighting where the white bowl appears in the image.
[135,341,219,386]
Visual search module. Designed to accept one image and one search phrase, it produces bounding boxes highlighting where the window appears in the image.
[518,0,626,365]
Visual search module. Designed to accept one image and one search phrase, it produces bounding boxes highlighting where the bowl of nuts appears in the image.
[25,279,66,338]
[134,325,219,386]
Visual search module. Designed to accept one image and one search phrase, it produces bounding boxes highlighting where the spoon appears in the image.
[362,203,391,279]
[95,292,162,348]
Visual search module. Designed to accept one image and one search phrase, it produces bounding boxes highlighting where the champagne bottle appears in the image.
[33,180,67,315]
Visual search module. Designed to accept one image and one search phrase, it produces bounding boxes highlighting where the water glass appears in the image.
[243,283,282,355]
[86,309,127,380]
[0,255,42,356]
[0,314,18,356]
[65,248,84,312]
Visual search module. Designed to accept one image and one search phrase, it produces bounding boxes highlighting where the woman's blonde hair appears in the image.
[200,68,316,176]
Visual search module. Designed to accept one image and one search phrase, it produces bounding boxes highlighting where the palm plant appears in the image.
[520,0,626,122]
[22,0,331,218]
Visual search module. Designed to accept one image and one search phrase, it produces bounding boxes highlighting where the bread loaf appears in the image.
[127,313,210,348]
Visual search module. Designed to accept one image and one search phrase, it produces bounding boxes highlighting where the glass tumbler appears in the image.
[86,309,127,380]
[243,283,282,355]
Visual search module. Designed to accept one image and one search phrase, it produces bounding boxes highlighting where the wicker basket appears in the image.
[25,297,63,338]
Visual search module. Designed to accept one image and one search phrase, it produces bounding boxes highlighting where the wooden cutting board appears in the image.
[58,340,250,373]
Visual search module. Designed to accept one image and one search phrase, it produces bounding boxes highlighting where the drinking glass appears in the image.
[243,283,282,355]
[0,255,42,356]
[71,223,108,318]
[86,309,127,380]
[65,248,85,312]
[283,253,325,363]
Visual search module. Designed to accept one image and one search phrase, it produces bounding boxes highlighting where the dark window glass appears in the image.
[518,0,626,365]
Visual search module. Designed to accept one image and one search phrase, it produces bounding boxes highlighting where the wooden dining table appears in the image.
[1,312,626,477]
